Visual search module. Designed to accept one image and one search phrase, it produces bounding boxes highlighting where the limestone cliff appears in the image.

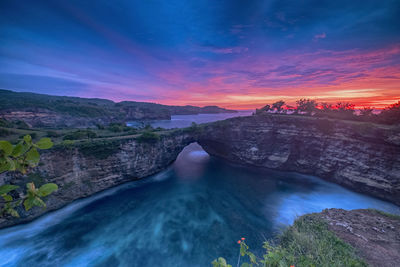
[0,131,195,228]
[197,115,400,205]
[1,115,399,229]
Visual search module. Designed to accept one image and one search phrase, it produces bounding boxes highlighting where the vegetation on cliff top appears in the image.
[213,213,366,267]
[0,89,236,120]
[255,99,400,125]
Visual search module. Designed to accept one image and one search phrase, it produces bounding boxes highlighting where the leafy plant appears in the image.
[212,257,232,267]
[0,134,53,174]
[0,135,58,218]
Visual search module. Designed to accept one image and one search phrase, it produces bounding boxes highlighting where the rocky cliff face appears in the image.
[0,131,195,228]
[1,115,399,228]
[198,115,400,205]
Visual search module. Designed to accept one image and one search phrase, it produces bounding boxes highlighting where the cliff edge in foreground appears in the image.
[320,208,400,267]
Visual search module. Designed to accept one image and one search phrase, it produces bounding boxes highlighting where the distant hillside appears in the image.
[0,89,236,128]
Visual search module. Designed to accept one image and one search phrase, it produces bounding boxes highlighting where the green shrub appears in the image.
[0,128,13,137]
[46,130,60,137]
[14,120,30,129]
[78,140,121,159]
[136,131,160,143]
[0,119,13,128]
[108,124,123,132]
[213,214,367,267]
[63,130,97,140]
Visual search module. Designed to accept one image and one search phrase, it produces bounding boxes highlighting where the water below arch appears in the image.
[0,143,399,267]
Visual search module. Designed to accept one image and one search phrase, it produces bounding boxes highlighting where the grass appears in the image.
[367,208,400,220]
[215,214,367,267]
[274,214,367,267]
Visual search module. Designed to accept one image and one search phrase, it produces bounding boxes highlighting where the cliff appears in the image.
[1,114,399,228]
[197,115,400,205]
[0,130,195,228]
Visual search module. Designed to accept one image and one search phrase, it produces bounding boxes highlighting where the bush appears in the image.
[377,101,400,124]
[46,131,60,138]
[0,118,13,128]
[0,128,13,137]
[136,131,160,143]
[63,130,97,140]
[78,140,121,159]
[107,122,131,132]
[14,120,30,129]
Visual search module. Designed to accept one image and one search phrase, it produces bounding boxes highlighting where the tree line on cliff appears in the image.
[254,99,400,125]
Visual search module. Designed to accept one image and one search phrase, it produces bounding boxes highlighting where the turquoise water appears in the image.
[127,111,252,129]
[0,143,399,267]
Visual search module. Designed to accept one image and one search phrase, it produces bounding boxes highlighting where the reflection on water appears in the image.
[0,143,398,267]
[127,111,252,129]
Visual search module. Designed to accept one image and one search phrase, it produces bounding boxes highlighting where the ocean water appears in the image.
[0,143,399,267]
[126,111,252,129]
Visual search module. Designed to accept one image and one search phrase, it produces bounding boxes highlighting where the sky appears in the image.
[0,0,399,109]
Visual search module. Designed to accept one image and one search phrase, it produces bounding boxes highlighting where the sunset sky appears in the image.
[0,0,399,109]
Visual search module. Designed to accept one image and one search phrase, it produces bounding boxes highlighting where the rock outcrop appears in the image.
[197,115,400,205]
[319,208,400,267]
[0,131,195,228]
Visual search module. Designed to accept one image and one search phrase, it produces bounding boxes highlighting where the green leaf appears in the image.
[248,252,257,264]
[212,257,232,267]
[0,184,19,195]
[2,194,13,202]
[6,157,15,171]
[38,183,58,197]
[0,160,9,173]
[23,135,32,144]
[25,147,40,166]
[240,244,247,256]
[35,138,53,149]
[12,142,23,157]
[0,157,15,173]
[9,208,19,218]
[0,141,13,155]
[32,196,46,208]
[23,197,34,211]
